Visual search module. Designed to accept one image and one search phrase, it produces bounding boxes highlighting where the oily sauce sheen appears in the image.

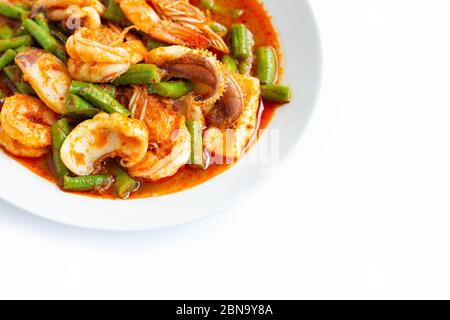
[3,0,282,199]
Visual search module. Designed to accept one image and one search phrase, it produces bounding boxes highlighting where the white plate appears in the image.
[0,0,321,231]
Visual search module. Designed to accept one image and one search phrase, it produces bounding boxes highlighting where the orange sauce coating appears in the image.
[1,0,281,199]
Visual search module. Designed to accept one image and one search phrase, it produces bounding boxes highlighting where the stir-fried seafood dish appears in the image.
[0,0,291,199]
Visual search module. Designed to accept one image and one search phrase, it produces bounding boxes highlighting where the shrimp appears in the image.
[32,0,105,29]
[148,0,229,53]
[0,94,58,150]
[65,25,146,82]
[127,86,191,181]
[15,48,72,114]
[0,125,49,158]
[145,45,244,127]
[117,0,211,50]
[60,112,149,176]
[203,74,261,159]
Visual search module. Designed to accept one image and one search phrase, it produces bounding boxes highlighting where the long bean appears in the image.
[0,2,29,20]
[103,0,130,26]
[69,81,130,116]
[23,18,67,62]
[222,55,238,73]
[65,94,100,120]
[210,21,227,34]
[0,49,16,70]
[185,120,203,167]
[0,35,33,52]
[3,64,35,94]
[0,24,14,39]
[34,12,50,33]
[147,81,195,99]
[63,175,113,191]
[94,84,116,98]
[51,118,71,177]
[256,46,276,85]
[108,161,137,199]
[261,84,292,103]
[146,38,169,50]
[112,64,160,85]
[231,24,254,61]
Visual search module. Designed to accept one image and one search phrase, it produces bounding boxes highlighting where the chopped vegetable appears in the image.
[148,80,195,99]
[0,35,33,52]
[0,2,29,20]
[186,120,203,167]
[51,118,71,177]
[63,175,113,191]
[222,55,238,73]
[146,38,169,50]
[69,81,131,116]
[34,12,50,33]
[108,161,138,199]
[3,64,35,94]
[256,46,276,85]
[231,24,254,61]
[0,24,14,40]
[210,21,227,34]
[112,64,161,85]
[104,0,130,26]
[23,18,67,62]
[261,84,292,103]
[65,94,100,120]
[0,49,16,70]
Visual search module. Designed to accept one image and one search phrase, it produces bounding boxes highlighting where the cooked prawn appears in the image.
[117,0,211,49]
[65,25,146,82]
[127,87,191,181]
[148,0,229,53]
[203,74,261,159]
[33,0,105,29]
[0,94,58,150]
[60,112,149,176]
[15,48,72,114]
[0,125,49,158]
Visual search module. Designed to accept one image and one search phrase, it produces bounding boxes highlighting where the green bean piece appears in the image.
[23,18,67,62]
[238,56,253,75]
[221,55,238,73]
[147,80,195,99]
[230,9,244,19]
[0,24,14,39]
[0,49,16,70]
[0,34,33,52]
[261,85,292,103]
[3,64,35,95]
[231,24,254,61]
[0,2,29,20]
[69,81,131,116]
[112,64,161,85]
[94,84,116,98]
[185,120,203,167]
[210,21,227,34]
[51,118,71,177]
[200,0,215,10]
[256,46,276,85]
[65,94,100,120]
[34,12,50,33]
[104,0,130,26]
[14,45,29,53]
[146,38,169,50]
[108,161,138,199]
[63,175,113,192]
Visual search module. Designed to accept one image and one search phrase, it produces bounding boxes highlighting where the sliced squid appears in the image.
[203,74,261,159]
[60,112,149,176]
[15,48,72,114]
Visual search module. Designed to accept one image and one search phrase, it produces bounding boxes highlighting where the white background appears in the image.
[1,0,449,299]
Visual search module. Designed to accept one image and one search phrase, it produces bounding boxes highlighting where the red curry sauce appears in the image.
[1,0,282,199]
